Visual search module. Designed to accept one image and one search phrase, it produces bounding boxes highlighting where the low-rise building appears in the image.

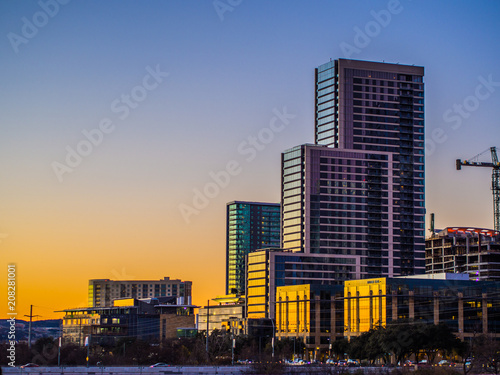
[344,273,500,341]
[60,297,197,346]
[197,294,245,335]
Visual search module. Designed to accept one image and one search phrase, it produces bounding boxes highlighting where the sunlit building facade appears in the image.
[344,274,500,341]
[275,284,344,360]
[226,201,280,295]
[197,294,245,335]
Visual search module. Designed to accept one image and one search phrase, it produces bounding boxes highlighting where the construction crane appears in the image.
[456,147,500,231]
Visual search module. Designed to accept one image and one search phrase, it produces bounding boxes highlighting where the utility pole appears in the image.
[24,305,40,349]
[205,300,210,356]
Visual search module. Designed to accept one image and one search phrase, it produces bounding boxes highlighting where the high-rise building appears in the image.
[226,201,280,295]
[88,277,192,307]
[282,58,425,279]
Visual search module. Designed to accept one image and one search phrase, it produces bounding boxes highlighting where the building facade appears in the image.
[282,145,403,278]
[426,227,500,281]
[197,295,245,335]
[226,201,280,295]
[88,277,192,307]
[246,248,352,320]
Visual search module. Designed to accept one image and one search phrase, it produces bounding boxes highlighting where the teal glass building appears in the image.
[226,201,280,295]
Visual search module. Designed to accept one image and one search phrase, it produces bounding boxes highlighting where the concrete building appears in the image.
[426,227,500,281]
[226,201,280,295]
[88,277,192,307]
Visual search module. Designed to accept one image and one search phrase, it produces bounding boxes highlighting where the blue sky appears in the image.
[1,0,500,317]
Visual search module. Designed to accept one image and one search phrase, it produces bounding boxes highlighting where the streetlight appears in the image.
[270,318,275,359]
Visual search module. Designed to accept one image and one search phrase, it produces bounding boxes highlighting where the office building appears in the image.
[88,277,192,307]
[226,201,280,295]
[344,274,500,341]
[246,248,351,320]
[272,274,500,360]
[426,227,500,280]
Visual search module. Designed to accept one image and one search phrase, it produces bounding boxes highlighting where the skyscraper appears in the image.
[282,58,425,279]
[226,201,280,295]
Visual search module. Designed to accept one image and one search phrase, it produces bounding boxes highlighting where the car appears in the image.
[150,362,171,367]
[237,359,252,364]
[337,360,347,366]
[438,360,450,366]
[20,363,39,368]
[347,359,360,367]
[326,359,337,365]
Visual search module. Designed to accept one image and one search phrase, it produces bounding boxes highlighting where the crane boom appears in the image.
[456,147,500,231]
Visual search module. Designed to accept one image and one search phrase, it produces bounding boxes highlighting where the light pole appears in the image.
[229,317,236,366]
[270,318,275,359]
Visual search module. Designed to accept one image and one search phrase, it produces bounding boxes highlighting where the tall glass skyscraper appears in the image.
[282,58,425,279]
[226,201,280,295]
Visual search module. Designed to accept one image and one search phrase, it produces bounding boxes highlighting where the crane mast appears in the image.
[456,147,500,231]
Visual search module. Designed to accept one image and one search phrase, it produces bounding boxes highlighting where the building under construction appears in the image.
[425,227,500,281]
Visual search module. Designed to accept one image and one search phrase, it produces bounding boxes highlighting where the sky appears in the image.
[1,0,500,320]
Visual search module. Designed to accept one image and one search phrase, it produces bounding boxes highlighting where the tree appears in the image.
[378,322,416,365]
[420,323,463,364]
[331,338,349,359]
[473,334,500,374]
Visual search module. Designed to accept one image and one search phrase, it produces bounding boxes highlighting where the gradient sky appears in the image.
[1,0,500,320]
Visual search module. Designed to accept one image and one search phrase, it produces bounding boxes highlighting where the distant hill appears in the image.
[0,319,61,342]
